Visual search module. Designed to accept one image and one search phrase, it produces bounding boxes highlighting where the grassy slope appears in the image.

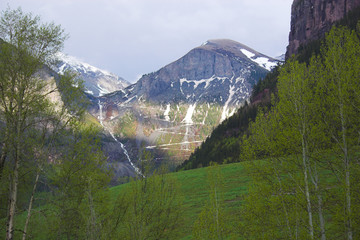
[110,162,248,239]
[1,162,248,239]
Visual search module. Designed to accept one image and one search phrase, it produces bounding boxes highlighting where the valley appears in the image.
[1,1,360,239]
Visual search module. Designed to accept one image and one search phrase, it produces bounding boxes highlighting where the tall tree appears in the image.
[241,109,311,240]
[240,23,360,239]
[318,25,360,240]
[193,163,228,240]
[0,7,67,240]
[241,58,329,239]
[48,124,111,240]
[111,161,184,240]
[277,59,315,239]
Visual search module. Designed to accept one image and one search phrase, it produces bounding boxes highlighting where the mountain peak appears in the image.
[197,39,278,71]
[54,53,130,97]
[200,39,250,48]
[112,38,278,105]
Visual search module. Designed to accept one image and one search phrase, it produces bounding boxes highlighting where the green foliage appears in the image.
[240,23,360,240]
[110,166,184,239]
[109,161,248,239]
[251,65,280,98]
[193,163,229,239]
[0,7,106,240]
[48,124,111,239]
[0,7,73,239]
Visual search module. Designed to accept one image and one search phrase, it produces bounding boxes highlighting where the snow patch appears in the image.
[164,104,171,121]
[85,89,94,95]
[126,96,136,103]
[182,104,196,125]
[240,49,255,59]
[97,83,110,96]
[240,49,277,71]
[221,85,236,122]
[252,57,278,71]
[201,41,209,46]
[57,52,113,76]
[180,75,218,90]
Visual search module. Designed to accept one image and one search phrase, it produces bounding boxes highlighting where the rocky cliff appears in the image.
[287,0,360,58]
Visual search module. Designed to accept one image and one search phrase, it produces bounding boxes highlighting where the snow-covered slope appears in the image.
[240,49,278,71]
[55,53,130,97]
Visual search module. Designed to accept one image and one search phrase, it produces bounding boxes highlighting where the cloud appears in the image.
[1,0,292,82]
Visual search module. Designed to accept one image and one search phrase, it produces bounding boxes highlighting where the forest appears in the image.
[1,7,360,240]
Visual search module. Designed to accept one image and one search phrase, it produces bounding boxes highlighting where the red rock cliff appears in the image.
[286,0,360,58]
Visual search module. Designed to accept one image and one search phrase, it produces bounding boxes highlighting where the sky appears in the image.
[1,0,293,83]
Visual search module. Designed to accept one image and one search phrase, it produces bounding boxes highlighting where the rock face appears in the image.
[287,0,360,58]
[122,39,277,106]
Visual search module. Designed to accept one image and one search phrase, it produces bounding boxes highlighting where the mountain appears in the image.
[54,53,130,97]
[275,54,286,62]
[181,0,360,171]
[122,39,277,105]
[286,0,360,58]
[89,39,278,178]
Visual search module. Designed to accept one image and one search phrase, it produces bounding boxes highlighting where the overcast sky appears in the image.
[1,0,293,83]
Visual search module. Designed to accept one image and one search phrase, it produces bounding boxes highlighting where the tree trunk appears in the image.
[22,171,40,240]
[302,134,314,239]
[275,167,292,239]
[7,97,23,240]
[6,156,19,240]
[87,188,98,240]
[310,165,326,240]
[0,139,8,181]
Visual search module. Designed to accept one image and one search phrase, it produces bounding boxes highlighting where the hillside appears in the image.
[86,39,277,178]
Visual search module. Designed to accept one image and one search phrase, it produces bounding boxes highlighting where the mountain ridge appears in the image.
[54,53,130,97]
[108,39,277,106]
